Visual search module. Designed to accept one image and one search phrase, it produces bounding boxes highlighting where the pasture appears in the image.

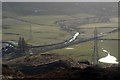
[2,14,119,63]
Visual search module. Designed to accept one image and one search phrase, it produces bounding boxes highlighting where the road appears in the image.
[30,27,119,55]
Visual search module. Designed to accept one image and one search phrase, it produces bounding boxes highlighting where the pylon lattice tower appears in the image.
[92,27,99,65]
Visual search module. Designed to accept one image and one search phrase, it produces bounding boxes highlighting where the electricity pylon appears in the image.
[92,27,99,65]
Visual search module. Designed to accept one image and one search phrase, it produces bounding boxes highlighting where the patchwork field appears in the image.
[3,15,73,45]
[2,14,119,63]
[44,17,118,63]
[2,13,94,45]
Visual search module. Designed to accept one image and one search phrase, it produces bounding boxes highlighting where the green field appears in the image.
[3,13,119,64]
[44,17,118,63]
[47,40,118,63]
[2,13,94,45]
[3,23,71,45]
[3,15,73,45]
